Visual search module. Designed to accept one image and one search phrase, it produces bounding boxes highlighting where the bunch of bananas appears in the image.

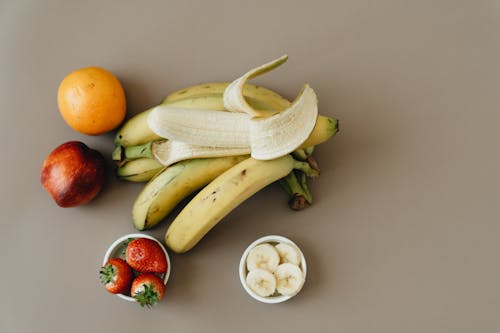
[113,80,338,254]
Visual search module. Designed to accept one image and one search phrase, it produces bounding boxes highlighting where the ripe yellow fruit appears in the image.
[57,67,126,135]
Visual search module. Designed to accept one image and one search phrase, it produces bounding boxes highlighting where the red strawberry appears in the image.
[99,258,133,294]
[131,274,166,307]
[125,238,167,273]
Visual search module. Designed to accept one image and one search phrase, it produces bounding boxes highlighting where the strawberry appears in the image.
[125,238,167,273]
[131,274,166,307]
[99,258,133,294]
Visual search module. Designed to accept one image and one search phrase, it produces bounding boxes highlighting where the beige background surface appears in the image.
[1,1,499,332]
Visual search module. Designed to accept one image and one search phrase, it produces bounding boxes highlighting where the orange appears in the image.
[57,67,126,135]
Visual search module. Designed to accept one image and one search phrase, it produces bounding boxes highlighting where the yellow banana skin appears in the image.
[165,155,305,253]
[132,155,248,231]
[115,82,291,147]
[116,158,165,182]
[163,82,291,111]
[114,109,163,147]
[299,115,339,149]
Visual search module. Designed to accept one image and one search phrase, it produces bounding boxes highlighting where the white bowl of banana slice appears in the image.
[239,235,307,303]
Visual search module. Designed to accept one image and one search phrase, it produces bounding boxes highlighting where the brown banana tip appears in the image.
[306,156,321,173]
[288,194,311,211]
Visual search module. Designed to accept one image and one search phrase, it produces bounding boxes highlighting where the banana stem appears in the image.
[292,146,315,161]
[298,171,313,202]
[306,155,320,173]
[293,160,320,178]
[292,149,308,161]
[279,171,312,210]
[304,146,314,156]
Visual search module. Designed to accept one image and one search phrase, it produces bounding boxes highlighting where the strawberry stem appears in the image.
[99,264,116,285]
[133,284,160,307]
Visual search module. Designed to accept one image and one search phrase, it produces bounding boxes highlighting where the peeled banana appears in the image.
[117,115,337,166]
[148,56,323,161]
[115,82,291,148]
[147,85,320,160]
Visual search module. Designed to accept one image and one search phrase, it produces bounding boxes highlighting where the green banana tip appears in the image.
[329,117,339,134]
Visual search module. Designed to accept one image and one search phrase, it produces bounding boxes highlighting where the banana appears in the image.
[132,155,247,230]
[122,98,335,230]
[246,243,281,272]
[117,114,336,166]
[115,139,250,167]
[165,155,319,253]
[149,95,337,163]
[114,82,291,147]
[148,85,319,160]
[245,269,277,297]
[300,115,339,149]
[116,158,165,182]
[121,154,316,210]
[114,109,163,147]
[162,82,229,102]
[163,82,291,112]
[275,242,301,266]
[274,263,305,296]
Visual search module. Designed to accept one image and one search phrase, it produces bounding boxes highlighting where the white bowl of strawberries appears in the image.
[100,233,171,307]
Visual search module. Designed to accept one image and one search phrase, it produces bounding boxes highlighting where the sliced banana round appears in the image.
[274,263,305,296]
[246,243,280,272]
[275,242,301,266]
[246,268,277,297]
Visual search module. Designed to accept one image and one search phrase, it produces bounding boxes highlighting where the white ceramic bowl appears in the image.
[239,235,307,304]
[102,233,171,302]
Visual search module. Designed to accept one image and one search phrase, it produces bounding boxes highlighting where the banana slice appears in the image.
[275,242,301,266]
[246,268,277,297]
[274,263,305,296]
[246,243,280,272]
